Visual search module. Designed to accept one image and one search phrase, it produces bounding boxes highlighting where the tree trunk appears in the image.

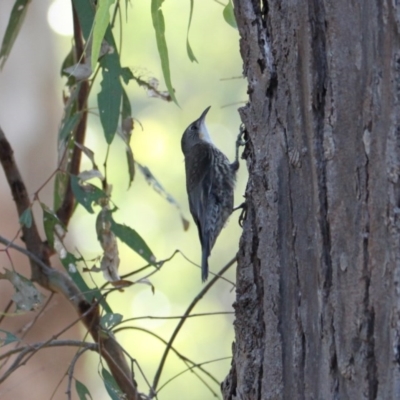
[223,1,400,398]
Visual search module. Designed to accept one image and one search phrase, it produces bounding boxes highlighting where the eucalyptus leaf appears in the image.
[71,0,95,40]
[102,368,123,400]
[54,171,69,213]
[109,214,156,265]
[19,207,32,228]
[0,269,44,312]
[0,0,30,69]
[59,112,82,142]
[75,380,93,400]
[91,0,115,70]
[151,0,178,105]
[98,53,123,144]
[0,329,19,346]
[186,0,198,62]
[70,175,106,214]
[41,202,65,248]
[58,250,112,313]
[119,88,135,186]
[100,313,123,330]
[223,0,237,29]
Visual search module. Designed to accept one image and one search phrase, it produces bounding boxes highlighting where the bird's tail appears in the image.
[201,244,210,282]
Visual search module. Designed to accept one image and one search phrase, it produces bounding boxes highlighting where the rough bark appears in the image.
[223,1,400,399]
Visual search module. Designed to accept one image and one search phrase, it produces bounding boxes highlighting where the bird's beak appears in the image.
[198,106,211,142]
[198,106,211,124]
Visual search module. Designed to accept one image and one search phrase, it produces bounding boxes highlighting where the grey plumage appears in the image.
[181,106,238,281]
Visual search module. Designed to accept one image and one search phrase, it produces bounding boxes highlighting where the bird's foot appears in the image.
[233,201,247,227]
[236,124,247,148]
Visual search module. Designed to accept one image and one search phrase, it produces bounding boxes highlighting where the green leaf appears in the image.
[0,329,19,346]
[98,53,123,144]
[41,203,65,248]
[223,0,237,29]
[91,0,115,71]
[151,0,178,105]
[71,0,95,41]
[70,175,106,214]
[54,171,69,212]
[75,379,93,400]
[120,88,135,186]
[121,86,132,119]
[59,112,82,142]
[120,66,134,85]
[109,214,156,265]
[186,0,197,63]
[0,0,30,69]
[58,82,82,143]
[19,208,32,228]
[59,251,112,313]
[0,269,44,311]
[102,368,123,400]
[100,313,123,330]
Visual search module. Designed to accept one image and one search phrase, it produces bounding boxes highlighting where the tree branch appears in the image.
[0,126,139,399]
[56,4,89,226]
[0,127,49,284]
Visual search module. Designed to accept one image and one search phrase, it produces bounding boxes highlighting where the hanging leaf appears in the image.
[96,207,121,282]
[0,0,30,69]
[59,112,82,142]
[54,170,70,213]
[71,0,95,41]
[0,269,44,312]
[74,143,98,168]
[100,313,123,330]
[223,0,237,29]
[186,0,198,63]
[56,242,112,313]
[0,329,19,346]
[151,0,178,105]
[108,213,156,265]
[78,169,104,183]
[41,203,65,248]
[75,379,93,400]
[70,175,107,214]
[118,88,135,186]
[91,0,116,70]
[137,163,189,231]
[19,207,32,228]
[102,368,123,400]
[98,53,123,144]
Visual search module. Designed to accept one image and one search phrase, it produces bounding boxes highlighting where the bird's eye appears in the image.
[190,124,196,131]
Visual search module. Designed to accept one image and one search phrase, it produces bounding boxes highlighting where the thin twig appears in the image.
[66,346,93,399]
[150,256,237,397]
[0,127,49,282]
[0,340,97,384]
[157,356,232,395]
[116,311,233,325]
[115,326,221,388]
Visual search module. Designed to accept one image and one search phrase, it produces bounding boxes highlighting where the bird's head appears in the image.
[181,106,213,154]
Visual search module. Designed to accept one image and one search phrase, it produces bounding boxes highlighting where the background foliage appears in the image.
[0,0,246,398]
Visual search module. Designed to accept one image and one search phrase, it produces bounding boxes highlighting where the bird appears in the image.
[181,106,239,281]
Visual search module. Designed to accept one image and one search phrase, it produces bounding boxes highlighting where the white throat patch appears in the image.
[199,120,213,144]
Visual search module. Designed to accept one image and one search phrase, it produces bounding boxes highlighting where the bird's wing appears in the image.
[185,143,214,248]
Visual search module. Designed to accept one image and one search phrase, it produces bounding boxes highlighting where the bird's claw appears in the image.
[233,201,247,227]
